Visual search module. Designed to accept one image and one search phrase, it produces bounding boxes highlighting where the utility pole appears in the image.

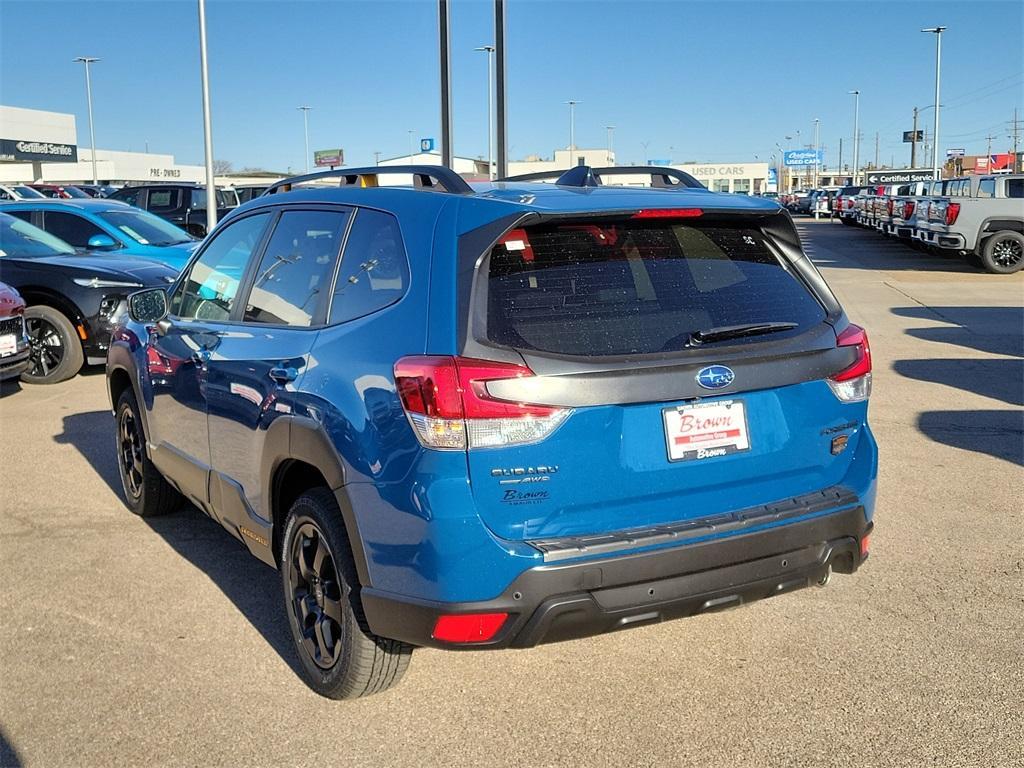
[922,26,947,180]
[297,106,311,173]
[606,125,615,163]
[911,106,919,167]
[985,134,996,158]
[849,90,860,185]
[1010,108,1022,172]
[374,151,382,166]
[838,137,843,183]
[874,131,879,169]
[407,129,414,161]
[73,57,100,185]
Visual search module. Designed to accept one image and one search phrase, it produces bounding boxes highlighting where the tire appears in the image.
[980,231,1024,274]
[115,389,182,517]
[282,488,412,699]
[20,305,84,385]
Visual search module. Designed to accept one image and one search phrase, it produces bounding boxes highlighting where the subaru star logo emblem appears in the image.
[696,365,735,390]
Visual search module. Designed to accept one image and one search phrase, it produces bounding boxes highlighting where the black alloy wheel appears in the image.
[25,314,66,378]
[990,237,1023,269]
[287,521,345,670]
[118,406,144,500]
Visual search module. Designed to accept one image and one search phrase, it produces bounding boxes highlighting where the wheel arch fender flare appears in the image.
[262,416,372,587]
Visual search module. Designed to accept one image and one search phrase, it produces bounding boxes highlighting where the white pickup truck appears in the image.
[929,174,1024,273]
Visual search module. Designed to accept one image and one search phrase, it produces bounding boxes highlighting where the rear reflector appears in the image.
[828,324,872,402]
[860,534,871,558]
[432,613,508,643]
[631,208,703,219]
[395,356,569,450]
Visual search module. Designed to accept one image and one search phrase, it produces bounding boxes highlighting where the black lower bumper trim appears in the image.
[360,504,871,650]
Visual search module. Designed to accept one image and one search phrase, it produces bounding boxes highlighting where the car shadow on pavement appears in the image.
[893,358,1024,407]
[55,411,303,679]
[917,410,1024,467]
[892,306,1024,358]
[1,727,23,768]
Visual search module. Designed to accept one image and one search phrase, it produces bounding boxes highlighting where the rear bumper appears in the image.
[361,503,871,650]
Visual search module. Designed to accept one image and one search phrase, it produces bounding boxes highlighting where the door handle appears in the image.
[269,366,298,384]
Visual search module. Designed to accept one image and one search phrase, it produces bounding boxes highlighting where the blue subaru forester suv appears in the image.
[107,165,877,699]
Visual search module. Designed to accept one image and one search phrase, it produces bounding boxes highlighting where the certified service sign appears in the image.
[0,138,78,163]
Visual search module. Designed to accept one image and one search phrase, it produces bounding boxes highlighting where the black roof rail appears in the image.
[262,165,474,197]
[499,165,704,189]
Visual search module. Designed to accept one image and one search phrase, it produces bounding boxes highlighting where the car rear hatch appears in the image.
[399,209,870,544]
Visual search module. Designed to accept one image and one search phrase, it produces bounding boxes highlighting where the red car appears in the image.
[0,282,31,381]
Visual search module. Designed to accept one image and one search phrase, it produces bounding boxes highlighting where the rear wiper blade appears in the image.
[689,322,798,346]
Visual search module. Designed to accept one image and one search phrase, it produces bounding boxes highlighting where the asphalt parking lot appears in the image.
[0,218,1021,768]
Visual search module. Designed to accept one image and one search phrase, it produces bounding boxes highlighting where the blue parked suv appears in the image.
[106,165,877,699]
[1,199,198,272]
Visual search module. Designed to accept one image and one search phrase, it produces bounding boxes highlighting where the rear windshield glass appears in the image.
[485,221,825,357]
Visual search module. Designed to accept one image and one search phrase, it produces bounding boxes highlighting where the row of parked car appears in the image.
[783,176,1023,274]
[835,175,1023,274]
[1,181,271,236]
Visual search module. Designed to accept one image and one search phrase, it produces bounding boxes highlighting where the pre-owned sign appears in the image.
[863,168,934,184]
[0,138,78,163]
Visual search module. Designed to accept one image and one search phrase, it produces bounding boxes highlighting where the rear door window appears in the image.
[1006,179,1024,198]
[485,221,826,357]
[148,189,180,212]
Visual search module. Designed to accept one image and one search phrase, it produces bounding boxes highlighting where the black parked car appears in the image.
[0,212,176,384]
[107,183,237,238]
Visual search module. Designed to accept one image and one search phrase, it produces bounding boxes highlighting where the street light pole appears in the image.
[566,100,580,158]
[197,0,217,234]
[606,125,615,163]
[922,26,947,180]
[474,45,495,179]
[849,90,860,185]
[813,117,820,189]
[297,106,311,173]
[408,130,415,161]
[73,57,100,185]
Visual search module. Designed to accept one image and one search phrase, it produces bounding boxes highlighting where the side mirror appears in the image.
[128,287,169,323]
[87,233,118,250]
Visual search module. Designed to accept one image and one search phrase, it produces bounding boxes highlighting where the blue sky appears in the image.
[1,0,1021,172]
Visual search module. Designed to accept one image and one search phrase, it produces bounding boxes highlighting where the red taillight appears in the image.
[832,324,872,382]
[887,199,894,216]
[905,201,915,218]
[432,613,508,643]
[394,356,567,449]
[945,202,960,226]
[860,534,871,558]
[846,198,854,209]
[631,208,703,219]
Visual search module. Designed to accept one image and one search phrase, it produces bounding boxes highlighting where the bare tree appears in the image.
[212,159,233,175]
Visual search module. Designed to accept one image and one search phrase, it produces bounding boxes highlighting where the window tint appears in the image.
[242,210,348,326]
[977,179,996,198]
[113,187,142,207]
[329,209,409,324]
[41,211,106,248]
[148,189,180,211]
[1006,179,1024,199]
[172,213,271,321]
[486,222,825,357]
[6,210,32,224]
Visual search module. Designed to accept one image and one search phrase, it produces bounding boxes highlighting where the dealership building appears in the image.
[0,105,205,184]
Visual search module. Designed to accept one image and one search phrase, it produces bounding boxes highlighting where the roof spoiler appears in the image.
[499,165,705,189]
[262,165,474,197]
